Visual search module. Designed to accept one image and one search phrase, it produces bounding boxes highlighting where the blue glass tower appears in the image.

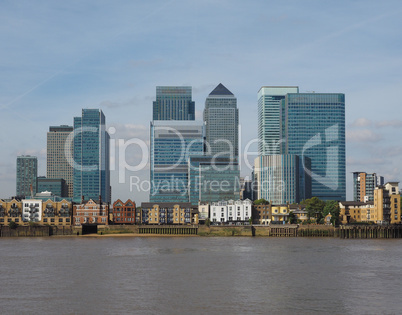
[188,156,240,205]
[153,86,195,121]
[258,86,299,155]
[150,120,203,203]
[73,109,110,203]
[284,93,346,201]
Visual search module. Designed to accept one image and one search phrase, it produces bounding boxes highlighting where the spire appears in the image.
[209,83,234,96]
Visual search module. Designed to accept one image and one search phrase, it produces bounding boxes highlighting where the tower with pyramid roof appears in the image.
[204,83,239,159]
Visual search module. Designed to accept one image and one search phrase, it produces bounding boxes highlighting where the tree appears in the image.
[323,200,340,226]
[305,197,325,220]
[8,221,18,229]
[254,199,269,205]
[205,218,211,227]
[287,211,297,224]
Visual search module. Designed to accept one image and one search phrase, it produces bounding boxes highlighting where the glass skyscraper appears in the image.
[284,93,346,201]
[204,83,239,158]
[150,120,204,203]
[47,125,74,197]
[258,86,299,155]
[188,156,240,205]
[254,154,311,204]
[16,155,38,197]
[73,109,110,203]
[153,86,195,121]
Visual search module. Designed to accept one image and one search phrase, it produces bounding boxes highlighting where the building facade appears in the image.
[204,83,239,158]
[373,182,401,224]
[37,177,68,197]
[47,125,74,197]
[73,199,109,226]
[0,198,72,226]
[141,202,194,225]
[112,199,136,224]
[73,109,110,203]
[210,199,252,224]
[153,86,195,121]
[188,156,240,205]
[150,120,204,203]
[16,155,38,197]
[254,154,311,204]
[353,172,384,202]
[258,86,299,155]
[284,93,346,201]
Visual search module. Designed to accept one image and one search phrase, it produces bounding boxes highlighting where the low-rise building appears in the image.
[140,202,194,225]
[198,202,209,223]
[374,182,401,224]
[0,198,72,226]
[271,204,289,224]
[112,199,136,224]
[210,199,252,224]
[252,203,271,225]
[339,201,374,224]
[290,204,308,223]
[73,199,109,226]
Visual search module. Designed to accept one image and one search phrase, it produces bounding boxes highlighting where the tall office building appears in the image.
[47,125,74,197]
[188,156,240,205]
[16,155,38,197]
[153,86,195,121]
[73,109,110,203]
[254,154,311,204]
[353,172,384,202]
[284,93,346,201]
[150,120,204,203]
[204,83,239,158]
[258,86,299,155]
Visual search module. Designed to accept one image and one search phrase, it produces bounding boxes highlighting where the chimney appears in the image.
[99,195,102,205]
[81,195,84,204]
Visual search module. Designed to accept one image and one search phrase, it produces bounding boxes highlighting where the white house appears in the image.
[210,199,252,223]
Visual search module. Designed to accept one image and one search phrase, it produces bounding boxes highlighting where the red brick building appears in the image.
[112,199,136,224]
[73,199,109,226]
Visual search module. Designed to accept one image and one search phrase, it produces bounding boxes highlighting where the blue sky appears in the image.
[1,0,402,203]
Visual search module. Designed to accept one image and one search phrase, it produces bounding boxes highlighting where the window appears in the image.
[59,218,63,223]
[43,218,48,223]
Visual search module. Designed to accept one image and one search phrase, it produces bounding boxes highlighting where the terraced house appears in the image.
[140,202,195,225]
[112,199,136,224]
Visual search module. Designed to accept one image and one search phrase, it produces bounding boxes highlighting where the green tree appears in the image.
[287,211,297,224]
[254,199,269,205]
[205,218,211,227]
[323,200,340,226]
[305,197,325,220]
[8,221,18,229]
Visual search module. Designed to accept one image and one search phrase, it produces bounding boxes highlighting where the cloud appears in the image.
[375,120,402,128]
[346,129,382,143]
[350,118,372,127]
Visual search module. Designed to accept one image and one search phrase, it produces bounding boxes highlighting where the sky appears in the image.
[1,0,402,203]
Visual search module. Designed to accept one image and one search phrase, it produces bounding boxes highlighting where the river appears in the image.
[1,236,401,314]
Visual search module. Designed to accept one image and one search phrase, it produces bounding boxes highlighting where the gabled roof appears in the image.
[209,83,234,96]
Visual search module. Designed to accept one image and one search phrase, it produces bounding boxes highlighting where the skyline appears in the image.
[1,1,402,203]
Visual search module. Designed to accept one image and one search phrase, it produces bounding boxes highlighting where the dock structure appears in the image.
[339,225,402,239]
[139,225,198,235]
[269,226,298,237]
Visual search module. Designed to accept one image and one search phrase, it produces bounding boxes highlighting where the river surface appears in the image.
[1,236,402,314]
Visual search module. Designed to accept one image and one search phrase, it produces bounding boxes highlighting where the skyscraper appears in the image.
[254,154,311,204]
[150,120,204,202]
[284,93,346,201]
[153,86,195,121]
[258,86,299,155]
[16,155,38,197]
[204,83,239,158]
[47,125,74,197]
[73,109,110,203]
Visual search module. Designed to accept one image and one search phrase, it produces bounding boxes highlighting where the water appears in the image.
[1,236,402,314]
